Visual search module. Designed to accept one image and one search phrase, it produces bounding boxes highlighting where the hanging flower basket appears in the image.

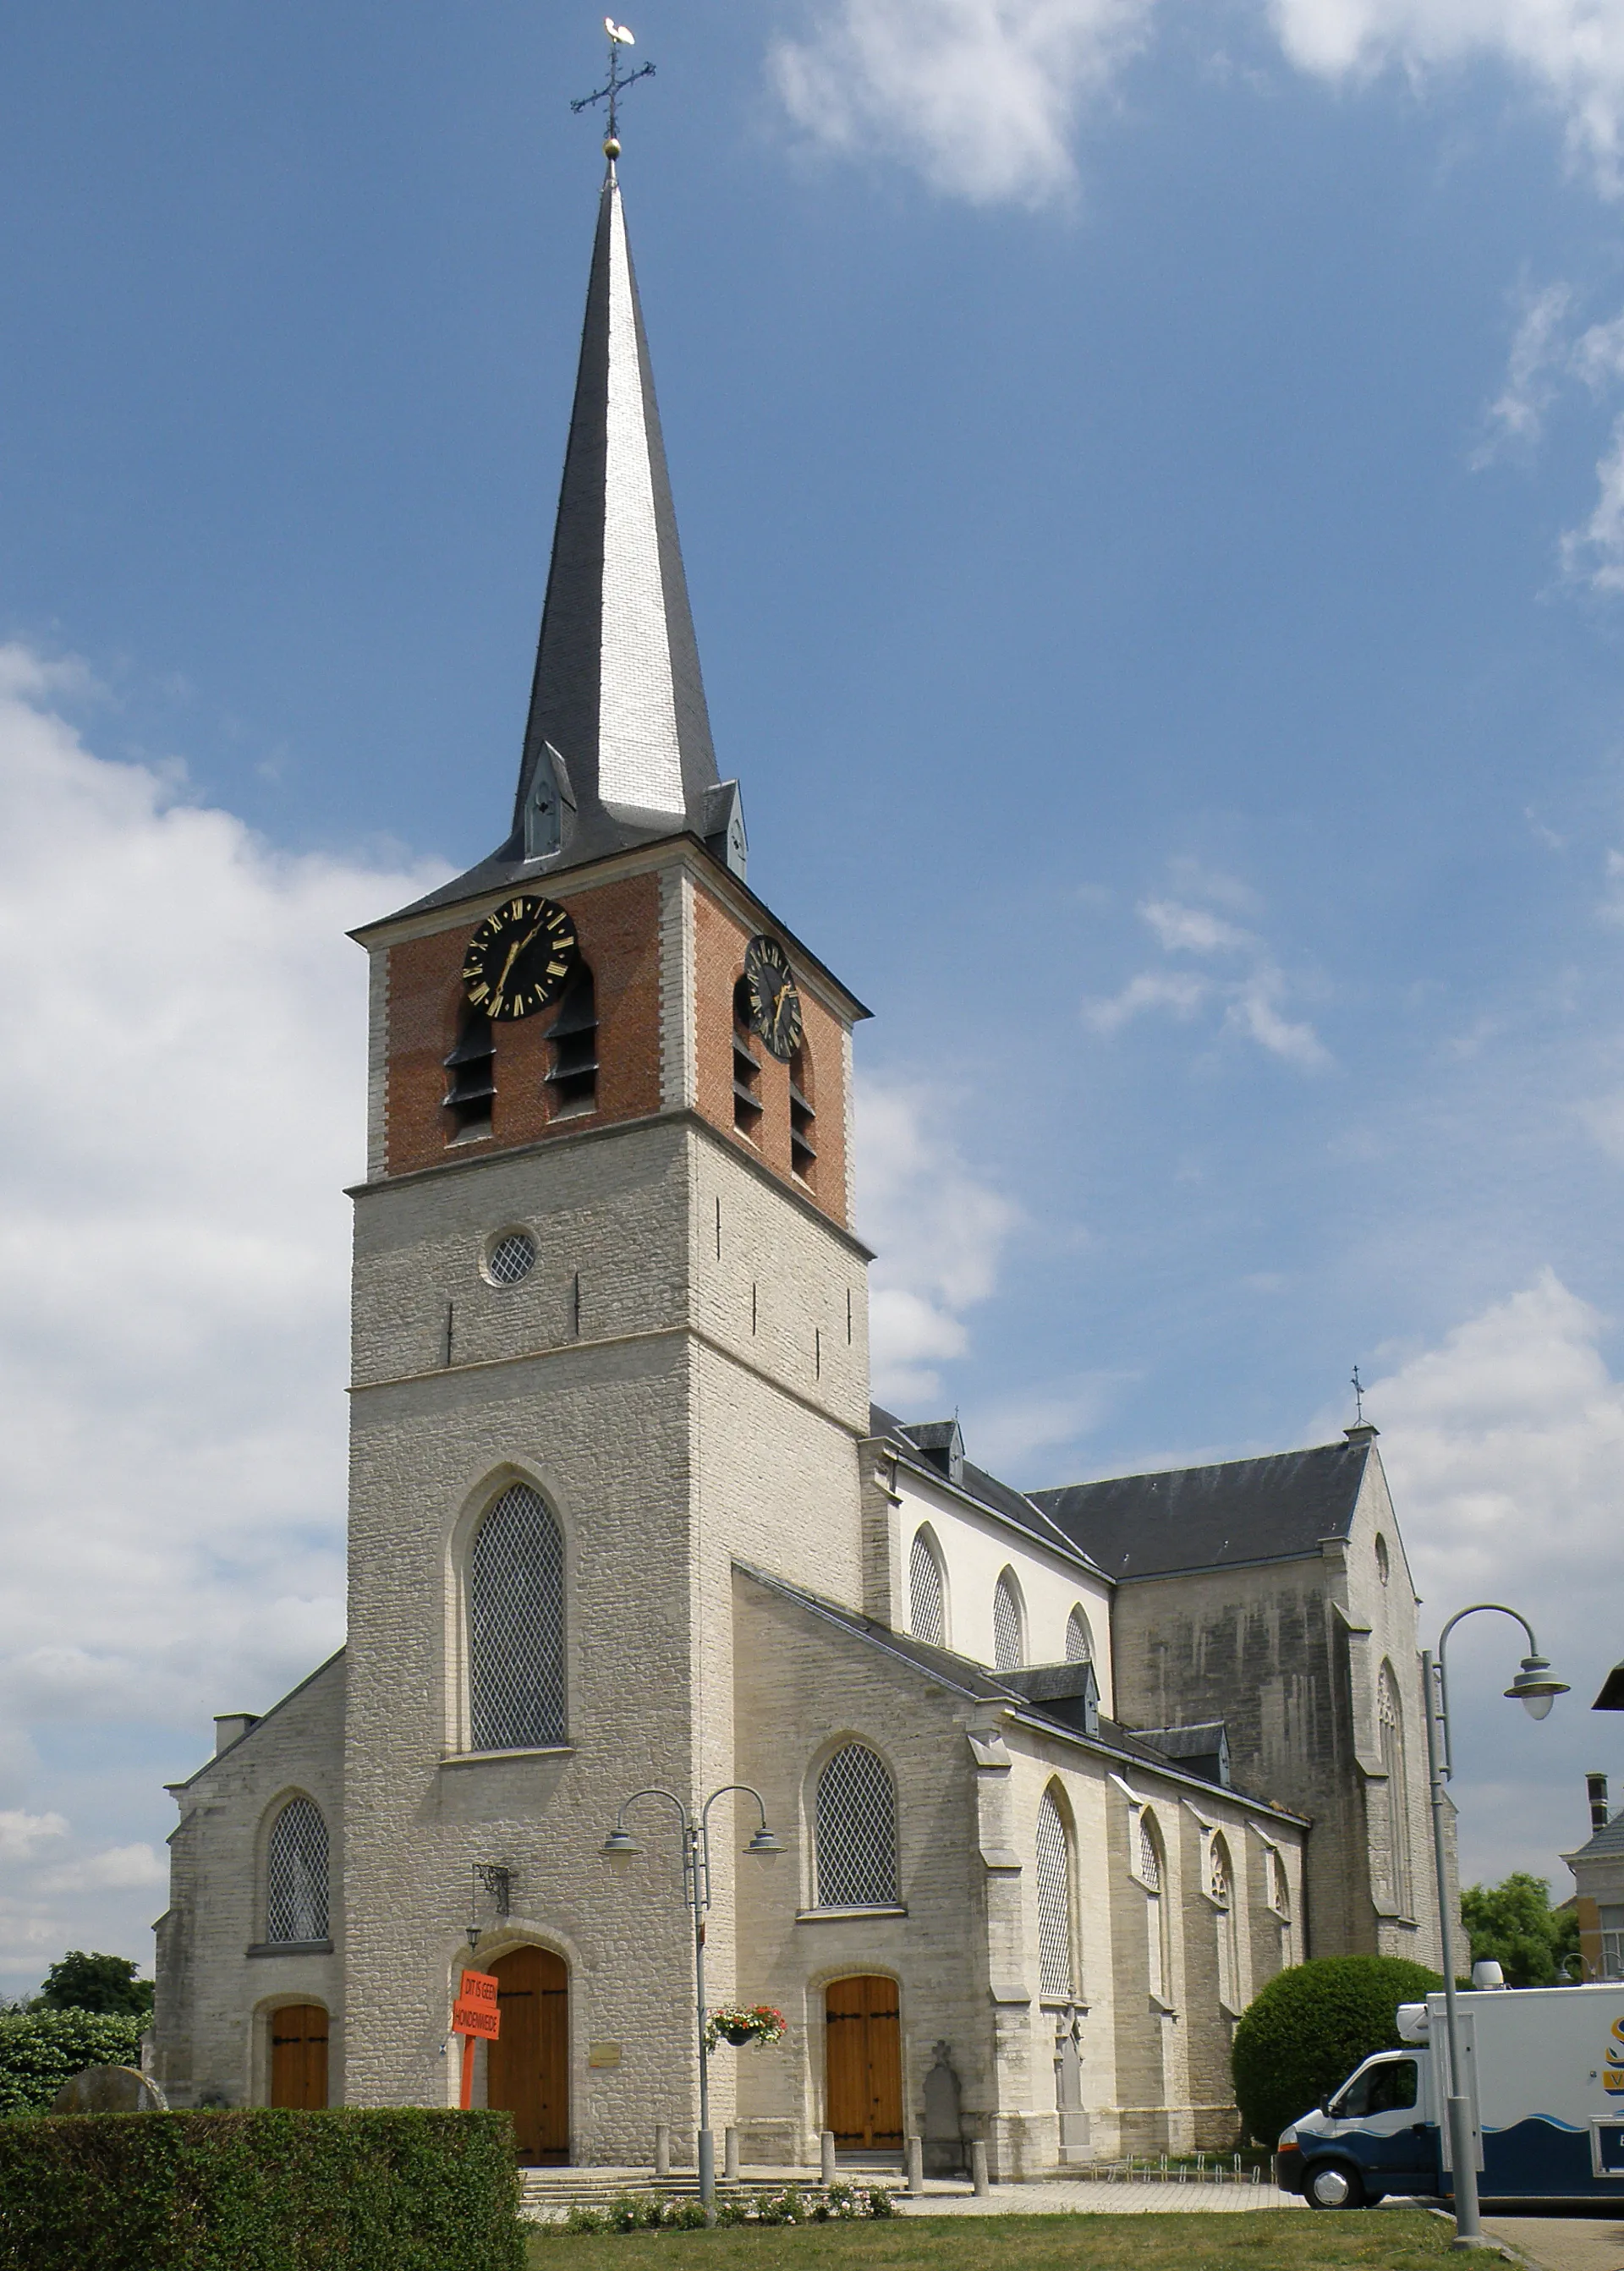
[705,2004,787,2051]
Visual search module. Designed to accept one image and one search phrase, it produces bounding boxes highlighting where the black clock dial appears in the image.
[462,897,579,1021]
[743,934,803,1061]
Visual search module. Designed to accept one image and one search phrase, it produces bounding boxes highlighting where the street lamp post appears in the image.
[601,1785,783,2215]
[1423,1605,1568,2249]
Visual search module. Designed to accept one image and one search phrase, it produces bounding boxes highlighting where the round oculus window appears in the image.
[485,1229,537,1286]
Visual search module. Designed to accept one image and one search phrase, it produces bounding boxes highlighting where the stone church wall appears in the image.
[153,1653,345,2108]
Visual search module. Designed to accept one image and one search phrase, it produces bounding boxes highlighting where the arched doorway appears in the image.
[269,2004,328,2108]
[824,1976,903,2153]
[488,1945,569,2164]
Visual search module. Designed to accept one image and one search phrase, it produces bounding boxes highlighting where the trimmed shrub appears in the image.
[0,2011,146,2115]
[0,2106,524,2271]
[1232,1956,1443,2148]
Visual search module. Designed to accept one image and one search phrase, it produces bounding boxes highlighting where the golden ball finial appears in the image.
[603,133,621,159]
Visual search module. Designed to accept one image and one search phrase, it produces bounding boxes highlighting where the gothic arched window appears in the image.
[1378,1663,1413,1917]
[468,1482,566,1752]
[1064,1605,1093,1664]
[992,1569,1024,1672]
[908,1528,946,1648]
[1036,1787,1075,2001]
[815,1742,899,1907]
[266,1797,329,1943]
[1138,1812,1167,2001]
[1210,1835,1239,2009]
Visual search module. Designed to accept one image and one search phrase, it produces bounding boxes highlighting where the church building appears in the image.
[151,152,1446,2176]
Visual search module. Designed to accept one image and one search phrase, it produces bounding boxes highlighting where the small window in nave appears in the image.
[1036,1790,1075,2001]
[266,1797,329,1944]
[908,1529,946,1648]
[815,1742,899,1907]
[1064,1605,1093,1664]
[992,1570,1024,1672]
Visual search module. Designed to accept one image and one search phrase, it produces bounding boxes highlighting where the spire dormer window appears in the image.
[732,977,762,1140]
[545,963,598,1120]
[443,1001,496,1142]
[789,1042,816,1185]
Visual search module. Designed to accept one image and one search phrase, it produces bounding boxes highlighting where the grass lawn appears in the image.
[526,2209,1453,2270]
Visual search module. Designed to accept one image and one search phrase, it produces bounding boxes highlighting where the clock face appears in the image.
[743,934,803,1061]
[462,896,579,1021]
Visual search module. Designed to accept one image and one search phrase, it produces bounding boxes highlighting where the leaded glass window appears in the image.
[469,1483,566,1751]
[1211,1835,1237,2008]
[909,1530,946,1648]
[1064,1605,1093,1664]
[992,1570,1023,1671]
[1378,1664,1413,1917]
[266,1797,328,1942]
[1036,1791,1074,2000]
[1138,1815,1161,1891]
[815,1742,899,1906]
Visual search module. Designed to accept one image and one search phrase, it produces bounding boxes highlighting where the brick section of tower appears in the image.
[376,845,853,1233]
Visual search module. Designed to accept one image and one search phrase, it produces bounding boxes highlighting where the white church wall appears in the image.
[890,1467,1116,1711]
[154,1653,345,2108]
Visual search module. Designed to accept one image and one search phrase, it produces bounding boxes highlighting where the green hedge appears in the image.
[0,2010,146,2115]
[1232,1955,1443,2148]
[0,2107,524,2271]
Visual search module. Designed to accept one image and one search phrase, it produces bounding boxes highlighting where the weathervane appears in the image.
[1351,1364,1365,1425]
[572,17,656,159]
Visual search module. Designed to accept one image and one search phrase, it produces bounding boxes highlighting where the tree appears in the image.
[0,2010,147,2113]
[1462,1873,1581,1986]
[1232,1956,1443,2146]
[33,1950,154,2020]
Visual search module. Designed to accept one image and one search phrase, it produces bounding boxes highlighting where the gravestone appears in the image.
[922,2040,965,2177]
[51,2065,168,2114]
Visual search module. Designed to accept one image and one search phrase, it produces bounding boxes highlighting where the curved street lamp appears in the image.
[1424,1605,1568,2248]
[600,1785,783,2215]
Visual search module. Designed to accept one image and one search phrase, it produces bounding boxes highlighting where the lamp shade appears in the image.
[1595,1660,1624,1712]
[601,1826,642,1864]
[744,1826,784,1859]
[1505,1655,1569,1720]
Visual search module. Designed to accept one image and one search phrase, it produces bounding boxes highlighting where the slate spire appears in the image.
[514,162,722,856]
[392,162,743,921]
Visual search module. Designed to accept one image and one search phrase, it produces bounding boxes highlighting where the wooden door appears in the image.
[269,2004,329,2109]
[488,1945,569,2164]
[825,1976,903,2152]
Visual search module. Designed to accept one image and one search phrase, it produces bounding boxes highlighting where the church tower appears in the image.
[340,162,871,2153]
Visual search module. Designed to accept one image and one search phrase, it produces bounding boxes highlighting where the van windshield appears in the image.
[1332,2059,1418,2118]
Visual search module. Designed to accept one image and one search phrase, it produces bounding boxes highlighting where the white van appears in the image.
[1275,1981,1624,2209]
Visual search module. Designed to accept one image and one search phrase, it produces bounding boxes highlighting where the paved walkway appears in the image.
[892,2179,1303,2215]
[1484,2217,1624,2271]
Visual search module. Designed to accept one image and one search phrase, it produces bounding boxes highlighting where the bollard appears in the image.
[906,2135,924,2196]
[724,2126,739,2183]
[654,2122,670,2179]
[820,2131,837,2187]
[971,2140,990,2197]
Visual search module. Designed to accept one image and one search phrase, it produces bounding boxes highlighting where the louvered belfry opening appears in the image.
[545,963,598,1118]
[1036,1791,1074,2000]
[443,1001,496,1138]
[266,1797,329,1943]
[469,1484,566,1751]
[908,1530,946,1648]
[732,978,762,1137]
[815,1742,899,1907]
[788,1042,816,1184]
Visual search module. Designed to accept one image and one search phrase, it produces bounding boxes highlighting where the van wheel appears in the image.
[1306,2161,1366,2210]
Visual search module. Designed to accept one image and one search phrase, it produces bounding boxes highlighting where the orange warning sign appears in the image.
[453,1970,501,2039]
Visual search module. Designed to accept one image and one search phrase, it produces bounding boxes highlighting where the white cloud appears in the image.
[771,0,1624,206]
[1084,874,1330,1065]
[1084,968,1210,1033]
[0,1812,68,1862]
[769,0,1156,206]
[1561,412,1624,587]
[1357,1270,1624,1884]
[1269,0,1624,195]
[0,645,445,1983]
[1474,281,1573,462]
[855,1074,1019,1406]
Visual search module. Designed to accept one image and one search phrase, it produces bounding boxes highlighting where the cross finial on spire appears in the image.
[572,18,656,160]
[1351,1364,1365,1424]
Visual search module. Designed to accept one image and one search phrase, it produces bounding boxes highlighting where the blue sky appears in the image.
[3,0,1624,1987]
